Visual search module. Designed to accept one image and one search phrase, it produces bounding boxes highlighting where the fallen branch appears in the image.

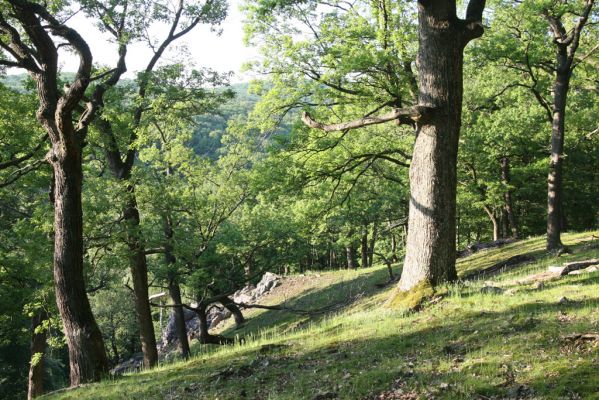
[462,254,535,280]
[234,292,364,316]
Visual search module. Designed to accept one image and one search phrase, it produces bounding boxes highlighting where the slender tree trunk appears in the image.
[221,297,245,326]
[51,151,109,385]
[547,62,569,250]
[399,0,482,291]
[360,231,368,268]
[368,223,378,266]
[28,310,48,400]
[123,189,158,368]
[456,213,461,248]
[390,233,398,263]
[501,208,510,239]
[99,116,158,368]
[542,0,593,248]
[109,326,120,363]
[501,156,519,238]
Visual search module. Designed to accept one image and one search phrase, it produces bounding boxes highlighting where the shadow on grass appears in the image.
[69,293,598,400]
[220,266,400,339]
[48,234,599,399]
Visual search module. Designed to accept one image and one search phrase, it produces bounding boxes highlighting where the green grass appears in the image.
[45,231,599,399]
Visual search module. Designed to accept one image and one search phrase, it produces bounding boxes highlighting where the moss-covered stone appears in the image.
[385,280,435,311]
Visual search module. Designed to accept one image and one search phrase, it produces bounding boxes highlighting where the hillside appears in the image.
[44,231,599,399]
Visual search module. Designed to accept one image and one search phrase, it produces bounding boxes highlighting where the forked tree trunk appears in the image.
[27,310,48,399]
[547,64,569,250]
[398,0,483,291]
[123,190,158,368]
[98,110,158,369]
[51,148,109,384]
[483,205,500,241]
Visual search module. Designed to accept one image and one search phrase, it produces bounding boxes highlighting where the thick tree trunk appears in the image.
[123,190,158,368]
[501,157,519,238]
[547,64,569,250]
[51,152,109,385]
[27,310,48,400]
[399,0,481,291]
[360,231,369,268]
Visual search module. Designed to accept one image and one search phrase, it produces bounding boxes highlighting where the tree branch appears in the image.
[301,106,431,132]
[0,134,48,170]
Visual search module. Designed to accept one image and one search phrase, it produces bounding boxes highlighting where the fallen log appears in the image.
[463,254,535,280]
[560,259,599,276]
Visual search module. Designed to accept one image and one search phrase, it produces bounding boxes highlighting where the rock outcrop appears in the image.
[158,272,282,354]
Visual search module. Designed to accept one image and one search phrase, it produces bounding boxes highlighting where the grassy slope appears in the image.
[46,231,599,399]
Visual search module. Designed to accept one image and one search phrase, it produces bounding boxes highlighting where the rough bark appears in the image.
[546,66,568,250]
[27,310,47,400]
[399,0,483,291]
[1,0,110,385]
[51,149,109,384]
[167,280,190,358]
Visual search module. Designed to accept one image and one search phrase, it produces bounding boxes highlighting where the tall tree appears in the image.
[0,0,109,384]
[83,0,227,367]
[475,0,597,249]
[542,0,595,250]
[299,0,487,292]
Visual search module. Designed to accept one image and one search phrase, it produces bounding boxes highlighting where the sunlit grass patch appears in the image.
[45,231,599,400]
